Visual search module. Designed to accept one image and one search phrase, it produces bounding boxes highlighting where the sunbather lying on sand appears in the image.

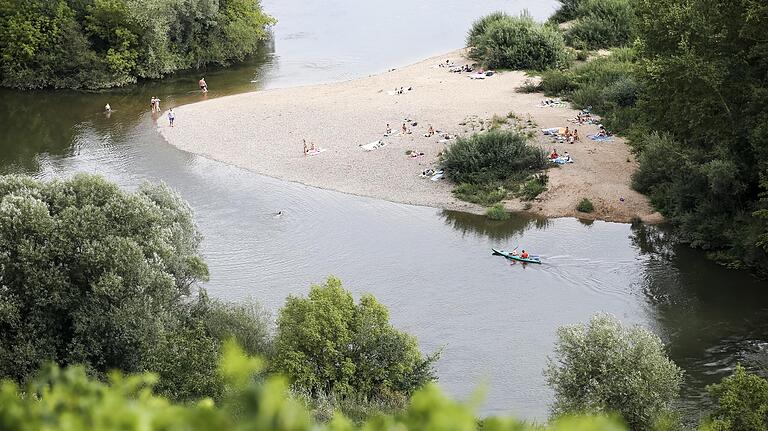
[424,125,435,137]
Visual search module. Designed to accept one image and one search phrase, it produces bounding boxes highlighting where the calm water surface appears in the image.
[1,0,767,422]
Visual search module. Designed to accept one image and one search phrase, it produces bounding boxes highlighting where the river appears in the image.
[1,0,766,422]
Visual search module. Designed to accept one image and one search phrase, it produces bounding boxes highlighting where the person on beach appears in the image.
[573,129,579,142]
[168,108,175,127]
[150,97,156,112]
[549,149,559,159]
[199,77,208,93]
[402,123,407,134]
[303,139,308,155]
[385,124,392,135]
[426,125,434,137]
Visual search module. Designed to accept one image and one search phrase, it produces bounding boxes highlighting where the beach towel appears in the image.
[588,134,614,142]
[361,140,387,151]
[542,127,560,135]
[469,73,486,80]
[307,148,327,156]
[430,171,445,181]
[550,156,574,164]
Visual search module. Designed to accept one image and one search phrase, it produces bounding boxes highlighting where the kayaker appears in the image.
[521,250,529,259]
[510,249,519,256]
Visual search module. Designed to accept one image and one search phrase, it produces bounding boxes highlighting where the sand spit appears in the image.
[159,49,659,223]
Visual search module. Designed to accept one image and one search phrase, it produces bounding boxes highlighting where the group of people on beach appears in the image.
[150,96,161,112]
[563,127,579,144]
[549,149,571,162]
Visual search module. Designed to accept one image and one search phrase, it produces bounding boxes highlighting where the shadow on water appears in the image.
[631,223,768,421]
[441,210,551,242]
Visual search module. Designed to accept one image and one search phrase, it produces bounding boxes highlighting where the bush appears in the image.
[550,0,587,23]
[517,79,544,93]
[540,69,578,95]
[453,182,508,205]
[468,13,569,70]
[486,203,510,220]
[576,198,594,213]
[545,314,683,430]
[273,277,438,401]
[517,174,548,201]
[0,341,632,431]
[705,364,768,431]
[466,11,511,47]
[564,0,634,49]
[441,130,547,184]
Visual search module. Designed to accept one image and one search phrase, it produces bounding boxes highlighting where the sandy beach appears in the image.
[159,49,659,223]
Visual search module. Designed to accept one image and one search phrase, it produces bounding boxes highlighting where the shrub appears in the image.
[517,79,543,93]
[545,313,683,430]
[273,277,438,401]
[576,198,594,213]
[466,11,511,47]
[564,0,634,49]
[540,69,578,95]
[468,14,569,70]
[705,364,768,431]
[441,130,547,184]
[0,341,632,431]
[550,0,587,23]
[517,174,548,201]
[453,183,508,205]
[486,203,510,220]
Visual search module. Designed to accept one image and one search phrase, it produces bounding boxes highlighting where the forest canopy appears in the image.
[0,0,275,89]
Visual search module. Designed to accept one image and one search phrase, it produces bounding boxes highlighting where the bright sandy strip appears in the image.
[159,49,661,223]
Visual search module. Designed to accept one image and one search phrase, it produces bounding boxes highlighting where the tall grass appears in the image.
[467,13,569,71]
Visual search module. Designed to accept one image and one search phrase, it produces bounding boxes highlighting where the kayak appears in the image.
[492,248,542,264]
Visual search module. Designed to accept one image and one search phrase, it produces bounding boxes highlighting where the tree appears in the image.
[704,365,768,431]
[0,341,629,431]
[273,277,437,402]
[544,313,683,430]
[0,174,208,382]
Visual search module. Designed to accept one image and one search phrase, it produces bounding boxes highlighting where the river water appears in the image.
[1,0,767,422]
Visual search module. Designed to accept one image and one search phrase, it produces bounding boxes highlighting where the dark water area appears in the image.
[1,0,767,422]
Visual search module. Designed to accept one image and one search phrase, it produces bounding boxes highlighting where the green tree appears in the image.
[273,277,437,402]
[0,174,208,382]
[0,341,629,431]
[704,365,768,431]
[544,313,683,430]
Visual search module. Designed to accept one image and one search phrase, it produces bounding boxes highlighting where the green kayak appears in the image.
[492,248,542,264]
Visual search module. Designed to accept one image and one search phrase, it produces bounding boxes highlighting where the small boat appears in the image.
[492,248,542,264]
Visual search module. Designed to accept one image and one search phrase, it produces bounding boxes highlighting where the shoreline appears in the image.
[158,49,661,224]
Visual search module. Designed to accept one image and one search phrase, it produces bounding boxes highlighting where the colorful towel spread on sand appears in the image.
[550,156,574,164]
[361,140,387,151]
[306,148,327,156]
[588,134,614,142]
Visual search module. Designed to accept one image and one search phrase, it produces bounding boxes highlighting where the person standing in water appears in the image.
[168,108,175,127]
[199,77,208,93]
[104,103,111,112]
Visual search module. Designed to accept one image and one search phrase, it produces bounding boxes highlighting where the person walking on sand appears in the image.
[168,108,175,127]
[199,77,208,93]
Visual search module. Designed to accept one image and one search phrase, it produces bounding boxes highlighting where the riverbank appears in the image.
[158,49,659,223]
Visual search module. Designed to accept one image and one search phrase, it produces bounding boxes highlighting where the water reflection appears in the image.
[631,223,768,420]
[441,210,550,242]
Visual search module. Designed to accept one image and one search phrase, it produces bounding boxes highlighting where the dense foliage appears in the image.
[542,0,768,274]
[273,277,437,405]
[0,174,270,401]
[545,314,683,430]
[562,0,634,50]
[540,48,638,133]
[0,341,632,431]
[467,13,568,71]
[704,365,768,431]
[442,130,546,184]
[0,0,275,89]
[631,0,768,273]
